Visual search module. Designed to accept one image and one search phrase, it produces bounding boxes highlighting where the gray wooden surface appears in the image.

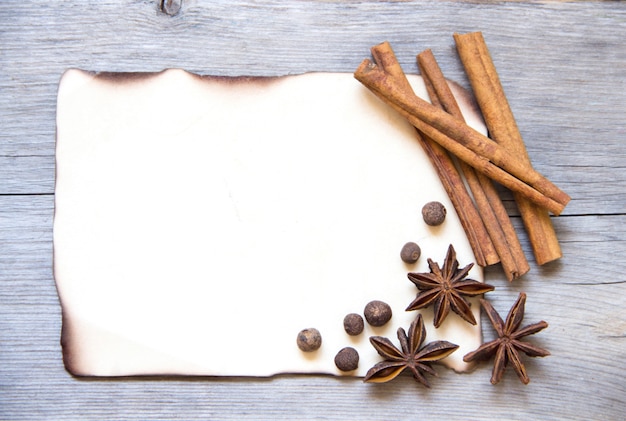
[1,1,624,419]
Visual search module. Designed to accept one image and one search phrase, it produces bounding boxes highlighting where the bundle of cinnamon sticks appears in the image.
[354,32,567,280]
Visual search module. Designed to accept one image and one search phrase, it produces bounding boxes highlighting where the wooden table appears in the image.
[1,1,624,419]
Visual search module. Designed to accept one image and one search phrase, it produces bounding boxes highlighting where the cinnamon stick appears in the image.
[416,132,499,267]
[453,31,562,264]
[417,48,529,280]
[369,43,499,267]
[354,55,570,216]
[370,43,500,266]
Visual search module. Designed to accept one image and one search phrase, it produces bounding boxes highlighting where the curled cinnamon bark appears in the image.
[354,46,570,216]
[453,32,562,264]
[369,42,498,267]
[417,48,529,281]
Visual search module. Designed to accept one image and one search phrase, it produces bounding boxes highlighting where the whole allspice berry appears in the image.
[334,347,359,372]
[422,201,447,226]
[296,328,322,352]
[343,313,365,336]
[400,241,421,263]
[364,300,392,327]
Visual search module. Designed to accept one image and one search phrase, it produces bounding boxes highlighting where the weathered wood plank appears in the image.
[0,1,624,215]
[0,201,624,420]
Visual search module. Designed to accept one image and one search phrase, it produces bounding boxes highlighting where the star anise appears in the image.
[463,292,550,384]
[363,313,458,387]
[406,244,495,328]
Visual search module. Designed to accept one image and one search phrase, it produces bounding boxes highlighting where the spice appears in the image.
[417,48,529,281]
[296,328,322,352]
[354,45,570,215]
[364,300,392,327]
[366,42,497,267]
[406,244,494,328]
[454,31,562,265]
[343,313,364,336]
[364,313,458,387]
[422,201,447,226]
[400,242,421,264]
[334,347,360,371]
[414,131,497,266]
[463,292,549,384]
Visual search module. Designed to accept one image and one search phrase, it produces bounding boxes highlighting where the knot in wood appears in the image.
[161,0,182,16]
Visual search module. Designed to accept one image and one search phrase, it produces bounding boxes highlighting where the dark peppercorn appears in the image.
[334,347,359,371]
[343,313,365,336]
[364,300,392,327]
[296,328,322,352]
[422,201,447,226]
[400,242,421,263]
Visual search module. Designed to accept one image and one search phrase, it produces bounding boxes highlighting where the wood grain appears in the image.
[0,1,624,419]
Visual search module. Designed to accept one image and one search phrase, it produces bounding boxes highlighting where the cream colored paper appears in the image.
[54,69,487,377]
